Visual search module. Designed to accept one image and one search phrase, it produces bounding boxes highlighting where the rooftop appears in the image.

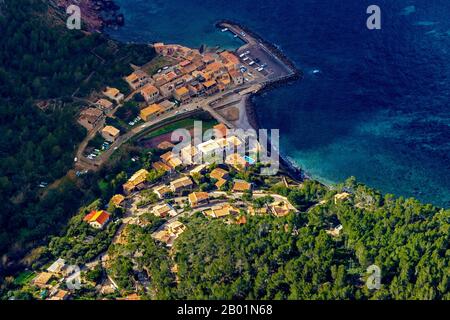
[33,272,53,286]
[153,185,171,195]
[111,194,125,207]
[205,204,239,218]
[152,161,172,172]
[102,125,120,137]
[170,176,193,189]
[125,169,149,188]
[188,192,209,204]
[232,179,252,192]
[210,168,229,181]
[140,84,159,96]
[175,86,189,96]
[96,99,113,109]
[141,103,164,118]
[190,164,208,176]
[153,203,174,217]
[197,139,220,154]
[103,87,120,97]
[83,210,111,225]
[203,80,217,88]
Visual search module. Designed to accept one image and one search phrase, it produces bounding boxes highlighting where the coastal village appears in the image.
[21,115,352,300]
[27,117,323,299]
[14,22,338,300]
[74,22,296,174]
[77,40,249,157]
[3,0,449,305]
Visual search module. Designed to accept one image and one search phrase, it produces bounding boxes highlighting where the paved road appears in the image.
[75,83,256,172]
[74,20,295,174]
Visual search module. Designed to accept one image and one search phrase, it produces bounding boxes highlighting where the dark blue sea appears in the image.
[107,0,450,207]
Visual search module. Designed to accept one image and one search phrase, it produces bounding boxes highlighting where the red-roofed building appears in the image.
[83,210,111,229]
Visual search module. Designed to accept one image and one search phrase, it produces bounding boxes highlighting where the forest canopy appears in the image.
[0,0,154,262]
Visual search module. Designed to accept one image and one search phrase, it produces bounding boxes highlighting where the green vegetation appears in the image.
[115,101,140,123]
[141,118,218,140]
[70,174,450,300]
[108,225,175,298]
[142,55,175,76]
[105,116,128,133]
[1,0,449,302]
[0,0,155,263]
[85,265,104,284]
[48,200,120,265]
[173,214,353,299]
[13,272,36,286]
[136,190,159,208]
[165,178,450,300]
[87,133,106,150]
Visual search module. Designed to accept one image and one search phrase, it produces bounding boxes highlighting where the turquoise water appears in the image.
[107,0,450,207]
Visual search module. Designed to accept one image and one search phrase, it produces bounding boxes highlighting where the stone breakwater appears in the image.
[215,19,301,77]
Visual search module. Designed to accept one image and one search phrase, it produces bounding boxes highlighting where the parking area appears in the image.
[220,22,294,82]
[84,140,112,161]
[236,43,292,81]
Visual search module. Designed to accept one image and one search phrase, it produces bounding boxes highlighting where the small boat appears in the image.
[221,28,229,32]
[312,69,320,74]
[233,34,238,38]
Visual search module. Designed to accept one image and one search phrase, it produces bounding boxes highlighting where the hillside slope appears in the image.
[0,0,154,268]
